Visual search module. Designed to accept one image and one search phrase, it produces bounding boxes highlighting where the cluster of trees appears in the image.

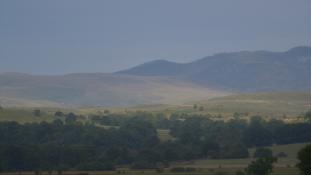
[1,111,311,172]
[89,111,173,129]
[0,118,160,172]
[169,116,311,157]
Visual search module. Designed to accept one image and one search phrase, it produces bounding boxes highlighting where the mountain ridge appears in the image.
[117,46,311,92]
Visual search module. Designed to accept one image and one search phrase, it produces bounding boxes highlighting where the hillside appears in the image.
[120,92,311,118]
[0,73,228,107]
[118,46,311,92]
[194,92,311,116]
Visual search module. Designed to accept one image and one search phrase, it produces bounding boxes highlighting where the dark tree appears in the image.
[297,145,311,175]
[245,156,277,175]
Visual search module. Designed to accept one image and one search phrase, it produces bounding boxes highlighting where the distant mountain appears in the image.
[0,73,228,107]
[118,46,311,92]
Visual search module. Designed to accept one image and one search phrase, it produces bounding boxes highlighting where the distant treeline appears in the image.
[1,112,311,172]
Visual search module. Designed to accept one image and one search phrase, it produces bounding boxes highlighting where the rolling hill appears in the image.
[192,91,311,116]
[119,92,311,117]
[0,73,229,107]
[118,46,311,92]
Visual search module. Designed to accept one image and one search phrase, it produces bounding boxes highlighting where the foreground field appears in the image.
[0,167,300,175]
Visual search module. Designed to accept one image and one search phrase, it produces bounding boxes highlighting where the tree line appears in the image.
[1,112,311,172]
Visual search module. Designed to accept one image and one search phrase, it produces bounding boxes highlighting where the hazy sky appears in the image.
[1,0,311,74]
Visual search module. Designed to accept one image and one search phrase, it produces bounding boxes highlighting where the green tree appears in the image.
[297,145,311,175]
[245,156,277,175]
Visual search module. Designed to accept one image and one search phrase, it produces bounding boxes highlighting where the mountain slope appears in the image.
[0,73,229,107]
[118,46,311,92]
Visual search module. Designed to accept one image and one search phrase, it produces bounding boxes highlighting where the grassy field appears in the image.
[111,91,311,119]
[1,91,311,124]
[0,108,58,123]
[0,167,300,175]
[192,92,311,118]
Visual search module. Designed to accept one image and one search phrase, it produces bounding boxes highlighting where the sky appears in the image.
[1,0,311,74]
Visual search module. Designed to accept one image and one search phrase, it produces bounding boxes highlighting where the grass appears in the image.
[0,73,229,107]
[0,108,58,123]
[114,91,311,119]
[0,167,300,175]
[2,91,311,124]
[192,91,311,117]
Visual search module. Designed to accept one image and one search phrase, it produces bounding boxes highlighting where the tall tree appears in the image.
[297,145,311,175]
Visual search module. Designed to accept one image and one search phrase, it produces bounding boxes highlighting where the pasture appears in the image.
[0,167,300,175]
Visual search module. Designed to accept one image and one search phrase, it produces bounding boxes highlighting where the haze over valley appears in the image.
[1,1,311,175]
